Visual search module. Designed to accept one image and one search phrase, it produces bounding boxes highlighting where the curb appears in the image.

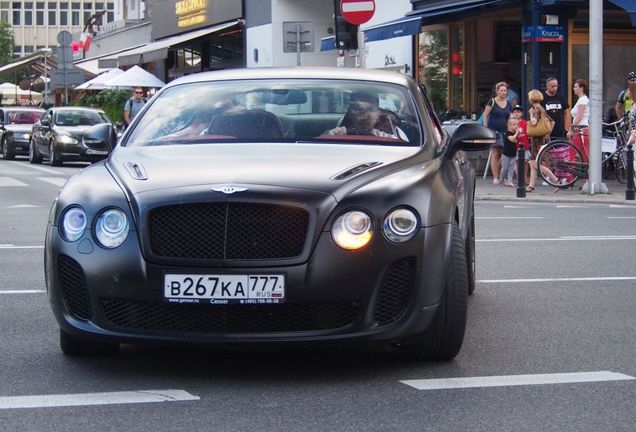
[475,193,636,205]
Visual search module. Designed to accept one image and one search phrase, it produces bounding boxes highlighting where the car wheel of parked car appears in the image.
[60,328,119,356]
[398,222,468,361]
[28,138,42,164]
[49,141,62,166]
[466,209,476,296]
[1,136,14,160]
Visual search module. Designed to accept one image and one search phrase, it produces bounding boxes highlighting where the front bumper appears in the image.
[58,141,109,162]
[7,136,30,155]
[46,223,452,346]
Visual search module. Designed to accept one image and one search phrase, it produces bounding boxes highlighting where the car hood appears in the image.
[3,124,33,133]
[54,125,95,137]
[107,143,422,200]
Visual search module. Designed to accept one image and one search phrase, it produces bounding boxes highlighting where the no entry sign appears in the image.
[340,0,375,25]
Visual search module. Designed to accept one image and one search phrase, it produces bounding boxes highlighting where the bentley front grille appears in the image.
[101,299,360,334]
[57,255,91,320]
[148,203,309,260]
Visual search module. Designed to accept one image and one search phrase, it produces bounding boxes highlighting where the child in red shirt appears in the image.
[512,105,529,184]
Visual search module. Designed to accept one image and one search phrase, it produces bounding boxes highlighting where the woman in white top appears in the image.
[568,79,589,157]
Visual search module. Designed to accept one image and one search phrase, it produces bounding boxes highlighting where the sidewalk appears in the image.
[475,175,636,205]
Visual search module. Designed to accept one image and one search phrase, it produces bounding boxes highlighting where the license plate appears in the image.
[164,274,285,305]
[86,148,108,155]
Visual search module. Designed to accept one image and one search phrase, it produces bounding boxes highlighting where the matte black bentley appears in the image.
[45,68,494,360]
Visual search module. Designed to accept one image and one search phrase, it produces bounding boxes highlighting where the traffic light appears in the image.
[334,4,358,50]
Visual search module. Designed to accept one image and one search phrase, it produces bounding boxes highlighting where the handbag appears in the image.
[527,111,554,137]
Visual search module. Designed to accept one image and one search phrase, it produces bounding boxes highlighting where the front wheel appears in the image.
[2,136,15,160]
[398,223,468,361]
[536,140,585,188]
[28,138,42,164]
[49,141,62,166]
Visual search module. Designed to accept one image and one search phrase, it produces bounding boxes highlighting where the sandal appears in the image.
[525,186,534,192]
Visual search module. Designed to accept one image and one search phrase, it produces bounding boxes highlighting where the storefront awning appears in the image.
[363,0,520,43]
[320,36,336,52]
[117,20,242,67]
[608,0,636,26]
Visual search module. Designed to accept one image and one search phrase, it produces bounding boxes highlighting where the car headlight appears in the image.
[383,208,419,243]
[17,132,30,140]
[332,210,372,250]
[58,134,78,144]
[94,208,129,248]
[60,206,87,242]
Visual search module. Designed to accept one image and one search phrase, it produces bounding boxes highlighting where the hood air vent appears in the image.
[123,161,148,180]
[330,162,382,181]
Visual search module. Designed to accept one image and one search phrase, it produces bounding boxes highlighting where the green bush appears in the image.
[74,90,130,123]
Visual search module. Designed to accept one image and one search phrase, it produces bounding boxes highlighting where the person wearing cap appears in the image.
[615,72,636,119]
[541,77,570,139]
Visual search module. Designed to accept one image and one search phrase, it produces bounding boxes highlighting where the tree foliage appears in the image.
[74,90,130,124]
[0,21,16,66]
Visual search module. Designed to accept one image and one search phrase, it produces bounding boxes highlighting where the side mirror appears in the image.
[83,123,117,153]
[446,123,495,157]
[40,117,50,126]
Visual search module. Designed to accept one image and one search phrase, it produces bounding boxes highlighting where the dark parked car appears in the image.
[29,106,112,166]
[0,107,44,159]
[45,68,494,360]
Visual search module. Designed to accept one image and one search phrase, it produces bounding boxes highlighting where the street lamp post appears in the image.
[42,48,52,106]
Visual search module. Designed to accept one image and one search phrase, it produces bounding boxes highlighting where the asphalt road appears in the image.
[1,158,635,431]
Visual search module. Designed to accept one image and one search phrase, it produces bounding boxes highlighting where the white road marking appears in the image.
[7,204,41,208]
[503,205,536,208]
[610,204,631,208]
[556,205,589,208]
[0,177,28,187]
[607,216,636,219]
[478,276,636,284]
[0,290,45,294]
[476,217,543,220]
[0,389,200,410]
[8,161,63,174]
[478,235,636,242]
[0,245,44,249]
[400,371,635,391]
[37,177,67,187]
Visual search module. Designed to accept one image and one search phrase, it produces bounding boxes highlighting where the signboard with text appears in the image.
[522,26,565,43]
[150,0,242,40]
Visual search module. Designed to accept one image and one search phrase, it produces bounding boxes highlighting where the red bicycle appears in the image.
[536,118,632,188]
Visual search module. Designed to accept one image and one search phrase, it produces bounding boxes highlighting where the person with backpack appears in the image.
[124,87,148,126]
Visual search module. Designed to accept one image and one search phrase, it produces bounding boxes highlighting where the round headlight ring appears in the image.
[60,206,87,242]
[383,208,419,243]
[95,208,129,249]
[332,210,373,251]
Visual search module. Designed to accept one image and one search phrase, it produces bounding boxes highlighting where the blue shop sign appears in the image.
[522,25,565,43]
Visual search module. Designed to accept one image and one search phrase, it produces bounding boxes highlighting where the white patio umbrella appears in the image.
[75,68,125,90]
[0,82,43,104]
[104,65,165,88]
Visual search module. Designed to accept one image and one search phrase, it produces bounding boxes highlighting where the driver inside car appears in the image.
[322,92,404,139]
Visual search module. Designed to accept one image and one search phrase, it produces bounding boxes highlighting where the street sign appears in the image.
[340,0,375,25]
[57,30,73,46]
[50,69,84,89]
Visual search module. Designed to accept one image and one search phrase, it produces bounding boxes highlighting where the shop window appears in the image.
[418,28,448,114]
[495,23,521,63]
[450,26,464,114]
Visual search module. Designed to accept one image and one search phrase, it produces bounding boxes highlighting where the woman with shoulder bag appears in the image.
[482,81,513,184]
[526,89,561,192]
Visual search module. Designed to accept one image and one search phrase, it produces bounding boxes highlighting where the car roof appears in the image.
[51,106,105,113]
[166,67,416,89]
[1,107,44,112]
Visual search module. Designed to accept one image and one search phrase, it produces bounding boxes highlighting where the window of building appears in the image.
[418,27,449,113]
[47,1,55,8]
[71,1,79,9]
[95,2,103,9]
[1,11,8,22]
[60,10,67,25]
[25,10,32,25]
[83,10,90,24]
[72,10,79,25]
[11,1,20,8]
[25,45,34,53]
[83,1,91,9]
[36,1,43,8]
[14,46,22,56]
[59,2,67,8]
[1,1,10,7]
[12,9,20,25]
[48,9,55,24]
[36,9,43,25]
[24,1,32,8]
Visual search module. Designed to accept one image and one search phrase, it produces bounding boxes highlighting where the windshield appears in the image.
[125,79,422,147]
[54,110,110,126]
[5,110,42,125]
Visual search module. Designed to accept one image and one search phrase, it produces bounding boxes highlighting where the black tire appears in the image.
[615,153,627,184]
[466,210,476,296]
[28,138,42,164]
[536,140,584,188]
[2,136,15,160]
[49,141,62,166]
[59,328,119,356]
[399,223,468,361]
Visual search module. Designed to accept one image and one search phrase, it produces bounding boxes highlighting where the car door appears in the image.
[0,109,6,143]
[38,110,54,155]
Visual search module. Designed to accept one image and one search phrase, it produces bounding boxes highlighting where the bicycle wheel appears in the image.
[536,140,585,188]
[615,151,627,184]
